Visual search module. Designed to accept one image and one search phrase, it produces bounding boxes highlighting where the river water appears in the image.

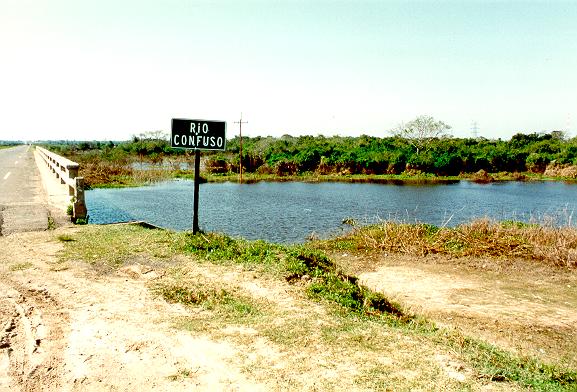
[86,180,577,243]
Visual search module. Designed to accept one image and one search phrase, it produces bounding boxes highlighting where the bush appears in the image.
[274,160,298,176]
[205,157,229,174]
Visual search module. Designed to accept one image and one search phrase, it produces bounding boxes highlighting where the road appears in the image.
[0,145,49,235]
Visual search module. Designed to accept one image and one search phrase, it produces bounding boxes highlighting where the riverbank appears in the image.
[84,167,577,189]
[203,170,577,184]
[2,222,576,390]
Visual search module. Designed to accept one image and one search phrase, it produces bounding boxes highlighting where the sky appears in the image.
[1,0,577,142]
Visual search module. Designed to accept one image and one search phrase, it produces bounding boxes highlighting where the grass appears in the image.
[433,329,577,388]
[57,223,183,266]
[316,219,577,268]
[203,171,461,184]
[47,216,56,230]
[181,232,286,274]
[153,282,260,321]
[57,234,75,242]
[167,368,198,381]
[9,262,33,271]
[57,223,577,390]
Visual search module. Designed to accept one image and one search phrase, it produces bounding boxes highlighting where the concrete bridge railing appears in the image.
[36,146,87,221]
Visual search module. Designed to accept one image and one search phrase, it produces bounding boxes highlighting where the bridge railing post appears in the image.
[73,177,87,221]
[67,164,79,196]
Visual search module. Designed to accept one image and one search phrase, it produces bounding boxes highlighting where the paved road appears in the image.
[0,145,49,235]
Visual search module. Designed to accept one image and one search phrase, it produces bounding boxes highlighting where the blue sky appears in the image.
[1,0,576,141]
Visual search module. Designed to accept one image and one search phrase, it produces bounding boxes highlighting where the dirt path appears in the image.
[0,230,270,391]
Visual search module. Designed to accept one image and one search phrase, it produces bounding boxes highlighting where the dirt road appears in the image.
[0,229,270,391]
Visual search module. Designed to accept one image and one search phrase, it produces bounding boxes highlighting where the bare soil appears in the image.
[0,229,271,391]
[332,251,577,369]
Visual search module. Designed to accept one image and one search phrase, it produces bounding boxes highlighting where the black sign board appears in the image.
[171,118,227,151]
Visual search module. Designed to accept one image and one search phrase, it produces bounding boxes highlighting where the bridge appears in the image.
[0,145,86,235]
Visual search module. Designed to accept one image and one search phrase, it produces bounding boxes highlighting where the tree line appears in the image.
[46,129,577,177]
[222,131,577,176]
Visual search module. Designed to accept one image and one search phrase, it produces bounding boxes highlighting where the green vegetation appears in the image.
[221,130,577,178]
[437,331,577,388]
[9,262,33,271]
[43,127,577,188]
[154,283,259,320]
[73,217,89,225]
[0,141,23,149]
[58,223,182,266]
[57,234,75,242]
[58,223,577,389]
[166,368,196,381]
[181,232,407,318]
[47,216,56,230]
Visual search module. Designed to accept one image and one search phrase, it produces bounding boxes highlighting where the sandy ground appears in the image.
[333,252,577,369]
[0,229,272,392]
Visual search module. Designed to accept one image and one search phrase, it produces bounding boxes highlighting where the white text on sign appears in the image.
[171,118,227,151]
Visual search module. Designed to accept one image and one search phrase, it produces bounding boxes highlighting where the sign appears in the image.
[170,118,227,234]
[171,118,227,151]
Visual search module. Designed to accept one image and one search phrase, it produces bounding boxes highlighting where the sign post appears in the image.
[193,149,201,233]
[171,118,226,234]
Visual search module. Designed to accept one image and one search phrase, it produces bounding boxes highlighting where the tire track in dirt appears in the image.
[0,279,68,392]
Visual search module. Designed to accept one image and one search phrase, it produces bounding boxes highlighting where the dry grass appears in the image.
[130,168,174,184]
[79,161,174,188]
[80,161,133,187]
[322,219,577,267]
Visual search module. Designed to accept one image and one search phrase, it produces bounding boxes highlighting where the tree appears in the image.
[393,115,451,155]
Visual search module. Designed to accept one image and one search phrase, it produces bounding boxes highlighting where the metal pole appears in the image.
[193,149,200,234]
[239,119,243,183]
[234,113,247,184]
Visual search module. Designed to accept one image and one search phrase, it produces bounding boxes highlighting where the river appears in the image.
[86,180,577,243]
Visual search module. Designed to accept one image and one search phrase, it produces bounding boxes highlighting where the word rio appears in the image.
[189,122,209,136]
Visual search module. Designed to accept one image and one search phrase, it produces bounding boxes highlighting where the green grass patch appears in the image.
[436,330,577,390]
[181,232,286,275]
[57,234,75,242]
[306,274,406,318]
[167,368,196,381]
[154,282,258,320]
[182,233,407,318]
[9,262,33,271]
[58,224,183,267]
